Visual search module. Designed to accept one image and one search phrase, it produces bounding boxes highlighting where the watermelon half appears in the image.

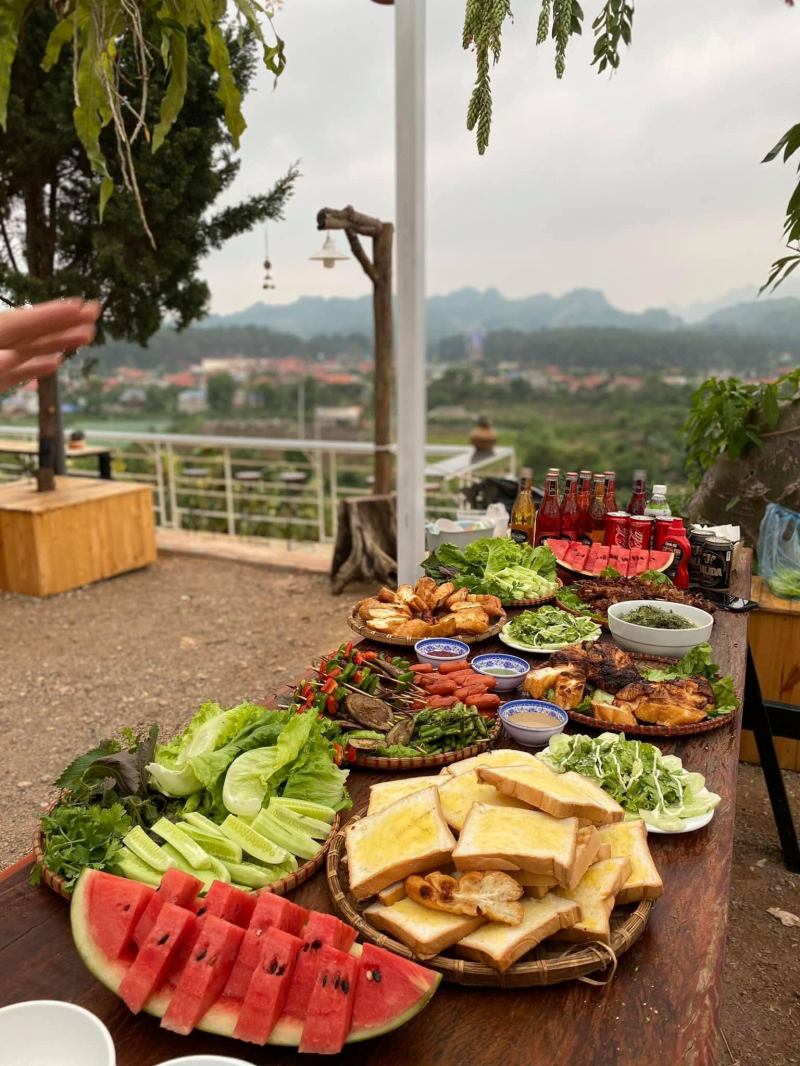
[549,539,674,579]
[70,869,440,1051]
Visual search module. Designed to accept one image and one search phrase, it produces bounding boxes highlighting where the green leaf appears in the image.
[42,14,77,72]
[0,0,29,130]
[153,1,189,153]
[196,0,246,147]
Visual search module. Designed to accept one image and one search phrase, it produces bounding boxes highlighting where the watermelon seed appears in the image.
[122,904,131,912]
[269,958,278,974]
[277,965,286,976]
[334,974,340,989]
[371,968,382,983]
[196,907,207,916]
[341,979,350,994]
[302,943,309,953]
[157,933,170,945]
[311,939,322,950]
[321,975,328,987]
[195,949,208,961]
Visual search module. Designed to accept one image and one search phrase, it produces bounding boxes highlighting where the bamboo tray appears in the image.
[347,609,506,647]
[33,811,340,902]
[348,717,501,771]
[326,819,654,988]
[500,578,562,608]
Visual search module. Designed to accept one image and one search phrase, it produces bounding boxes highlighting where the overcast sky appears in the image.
[201,0,800,316]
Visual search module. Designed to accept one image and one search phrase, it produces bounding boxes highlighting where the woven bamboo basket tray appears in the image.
[326,820,654,988]
[349,717,501,771]
[33,808,339,902]
[347,608,506,647]
[500,578,562,609]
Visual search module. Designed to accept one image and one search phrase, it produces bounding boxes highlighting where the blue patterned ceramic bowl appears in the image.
[499,699,568,746]
[471,653,530,691]
[414,638,470,667]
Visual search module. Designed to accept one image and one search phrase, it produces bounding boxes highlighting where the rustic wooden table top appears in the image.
[0,550,752,1066]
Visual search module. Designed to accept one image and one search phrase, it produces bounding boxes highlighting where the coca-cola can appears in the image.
[629,514,654,550]
[653,516,674,551]
[603,512,630,548]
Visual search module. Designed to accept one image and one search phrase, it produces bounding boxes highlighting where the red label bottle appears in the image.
[587,474,608,543]
[627,470,647,516]
[603,470,618,515]
[535,470,562,544]
[576,470,593,539]
[560,471,580,541]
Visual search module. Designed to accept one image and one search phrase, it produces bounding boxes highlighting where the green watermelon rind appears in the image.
[70,870,439,1048]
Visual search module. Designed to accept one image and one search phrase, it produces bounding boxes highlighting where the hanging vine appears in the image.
[462,0,799,291]
[0,0,286,244]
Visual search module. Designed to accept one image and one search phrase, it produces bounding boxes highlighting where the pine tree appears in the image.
[0,3,297,487]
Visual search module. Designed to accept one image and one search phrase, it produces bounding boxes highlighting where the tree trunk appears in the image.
[372,223,393,496]
[330,494,397,593]
[24,179,63,492]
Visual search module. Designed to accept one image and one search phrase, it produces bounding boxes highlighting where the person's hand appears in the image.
[0,298,101,392]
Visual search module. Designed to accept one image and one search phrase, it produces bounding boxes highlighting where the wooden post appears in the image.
[36,373,59,492]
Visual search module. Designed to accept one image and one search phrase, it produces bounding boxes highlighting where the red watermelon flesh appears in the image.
[223,892,308,999]
[298,946,359,1055]
[585,544,610,573]
[563,542,590,570]
[161,915,245,1035]
[233,928,304,1045]
[200,882,256,929]
[543,537,570,560]
[84,870,153,961]
[350,943,440,1041]
[627,549,650,576]
[281,913,356,1021]
[608,547,629,574]
[133,867,202,948]
[119,902,196,1013]
[647,549,674,573]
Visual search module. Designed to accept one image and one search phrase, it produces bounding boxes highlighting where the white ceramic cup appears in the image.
[0,1000,115,1066]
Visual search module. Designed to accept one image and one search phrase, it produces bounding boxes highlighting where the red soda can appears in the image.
[629,514,654,550]
[653,516,674,551]
[603,512,630,547]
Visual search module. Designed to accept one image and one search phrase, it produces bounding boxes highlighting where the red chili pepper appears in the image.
[322,676,337,695]
[353,670,363,684]
[332,742,343,765]
[327,665,342,678]
[353,651,363,665]
[344,641,353,657]
[345,745,357,763]
[319,658,328,674]
[325,694,338,715]
[360,650,378,661]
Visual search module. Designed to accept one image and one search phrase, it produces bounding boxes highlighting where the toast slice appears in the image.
[364,896,485,958]
[508,827,610,891]
[522,884,551,899]
[478,762,624,826]
[452,803,579,885]
[553,857,632,944]
[455,895,581,972]
[598,820,663,904]
[345,787,457,900]
[441,748,541,779]
[368,776,444,816]
[405,870,524,925]
[436,769,529,832]
[376,880,407,906]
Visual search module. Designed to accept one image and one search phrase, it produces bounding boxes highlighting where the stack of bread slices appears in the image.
[344,749,663,973]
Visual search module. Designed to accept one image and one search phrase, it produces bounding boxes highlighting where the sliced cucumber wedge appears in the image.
[150,817,212,870]
[177,822,243,863]
[114,847,164,887]
[220,815,289,865]
[205,854,231,883]
[123,826,174,872]
[182,812,227,839]
[220,861,277,889]
[271,797,336,824]
[267,801,332,841]
[160,844,216,892]
[251,809,319,861]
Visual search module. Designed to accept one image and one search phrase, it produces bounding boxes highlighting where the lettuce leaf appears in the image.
[281,746,351,812]
[640,643,738,716]
[222,711,317,817]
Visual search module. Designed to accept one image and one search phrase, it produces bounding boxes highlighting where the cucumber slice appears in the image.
[123,826,174,872]
[177,822,243,863]
[182,812,227,839]
[267,802,332,841]
[114,847,164,887]
[205,854,231,883]
[160,844,216,892]
[271,797,336,824]
[220,815,289,865]
[150,817,212,870]
[251,809,319,861]
[220,861,277,889]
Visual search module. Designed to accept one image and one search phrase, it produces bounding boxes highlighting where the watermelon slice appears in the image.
[584,544,610,574]
[70,870,439,1050]
[133,867,203,948]
[81,870,153,960]
[627,549,650,576]
[224,890,310,999]
[608,546,630,574]
[282,912,358,1021]
[543,537,570,560]
[647,549,674,573]
[298,945,359,1054]
[200,881,256,929]
[563,541,590,571]
[161,915,245,1035]
[350,943,441,1043]
[119,902,196,1013]
[233,928,304,1044]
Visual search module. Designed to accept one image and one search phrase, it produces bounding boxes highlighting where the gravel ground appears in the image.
[1,554,798,1063]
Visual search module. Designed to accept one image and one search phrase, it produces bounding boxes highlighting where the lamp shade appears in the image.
[309,233,350,269]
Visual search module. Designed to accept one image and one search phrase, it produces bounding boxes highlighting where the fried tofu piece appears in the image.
[432,581,455,608]
[452,607,490,635]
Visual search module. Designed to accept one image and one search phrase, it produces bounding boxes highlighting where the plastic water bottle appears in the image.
[644,484,671,519]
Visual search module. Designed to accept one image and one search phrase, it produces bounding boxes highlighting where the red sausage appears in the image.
[438,661,470,674]
[411,663,434,673]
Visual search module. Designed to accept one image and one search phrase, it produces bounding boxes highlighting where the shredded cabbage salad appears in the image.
[538,731,721,831]
[505,605,601,649]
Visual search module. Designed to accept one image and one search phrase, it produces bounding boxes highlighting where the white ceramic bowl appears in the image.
[156,1057,256,1066]
[425,520,493,552]
[499,700,568,747]
[606,599,714,659]
[471,653,530,692]
[414,637,470,667]
[0,1001,115,1066]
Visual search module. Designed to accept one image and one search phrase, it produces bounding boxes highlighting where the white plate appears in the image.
[0,1001,115,1066]
[499,624,602,655]
[156,1057,256,1066]
[646,809,715,834]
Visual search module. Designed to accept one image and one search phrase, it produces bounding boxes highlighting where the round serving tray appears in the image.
[326,818,654,988]
[348,717,501,771]
[347,608,506,647]
[499,578,562,609]
[33,810,340,902]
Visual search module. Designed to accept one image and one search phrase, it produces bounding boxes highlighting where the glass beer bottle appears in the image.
[560,471,580,541]
[587,474,608,543]
[536,470,561,544]
[510,467,536,546]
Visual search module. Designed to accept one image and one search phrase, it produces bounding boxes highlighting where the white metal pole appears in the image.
[394,0,426,584]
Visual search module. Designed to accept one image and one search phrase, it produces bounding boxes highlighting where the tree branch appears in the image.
[345,229,378,284]
[0,215,20,274]
[317,204,384,238]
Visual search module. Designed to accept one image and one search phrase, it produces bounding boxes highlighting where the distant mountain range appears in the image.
[200,284,800,344]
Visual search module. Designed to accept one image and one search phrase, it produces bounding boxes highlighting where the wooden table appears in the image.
[0,550,752,1065]
[0,439,113,479]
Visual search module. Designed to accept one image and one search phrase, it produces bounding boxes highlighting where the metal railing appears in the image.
[0,426,515,543]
